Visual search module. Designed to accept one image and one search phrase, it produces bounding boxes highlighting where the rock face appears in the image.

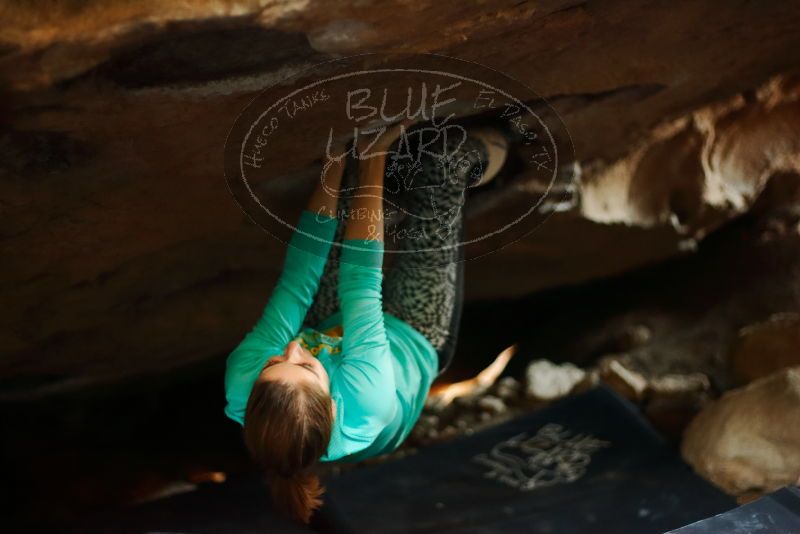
[681,367,800,496]
[730,313,800,385]
[2,1,800,396]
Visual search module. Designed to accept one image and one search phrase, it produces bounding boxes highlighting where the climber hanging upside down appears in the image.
[223,118,508,523]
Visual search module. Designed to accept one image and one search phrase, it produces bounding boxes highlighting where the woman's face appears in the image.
[258,340,331,394]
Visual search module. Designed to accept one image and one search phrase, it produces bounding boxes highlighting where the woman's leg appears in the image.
[383,133,488,375]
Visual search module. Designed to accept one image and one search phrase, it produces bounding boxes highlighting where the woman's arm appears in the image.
[344,120,410,241]
[343,155,386,241]
[224,148,345,424]
[334,122,413,451]
[308,141,347,219]
[245,151,346,345]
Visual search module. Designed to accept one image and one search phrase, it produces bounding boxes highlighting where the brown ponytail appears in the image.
[244,378,334,524]
[268,470,325,524]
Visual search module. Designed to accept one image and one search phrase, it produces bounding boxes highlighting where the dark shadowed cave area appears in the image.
[2,1,800,532]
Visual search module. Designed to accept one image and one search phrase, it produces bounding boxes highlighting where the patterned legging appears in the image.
[303,131,488,375]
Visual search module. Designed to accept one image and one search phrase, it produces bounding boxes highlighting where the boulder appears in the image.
[681,367,800,496]
[524,359,586,401]
[3,0,800,399]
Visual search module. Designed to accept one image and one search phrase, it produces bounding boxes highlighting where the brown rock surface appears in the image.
[681,367,800,496]
[730,313,800,385]
[2,1,800,396]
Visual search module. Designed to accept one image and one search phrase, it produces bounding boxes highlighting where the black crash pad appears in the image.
[79,473,313,534]
[668,485,800,533]
[322,386,736,533]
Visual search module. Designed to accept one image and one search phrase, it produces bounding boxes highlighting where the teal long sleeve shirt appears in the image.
[224,210,439,463]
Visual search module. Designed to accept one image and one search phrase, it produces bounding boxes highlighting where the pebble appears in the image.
[622,324,652,349]
[598,355,648,401]
[440,426,458,440]
[648,373,710,402]
[454,395,478,409]
[477,395,507,414]
[493,376,522,401]
[419,414,440,428]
